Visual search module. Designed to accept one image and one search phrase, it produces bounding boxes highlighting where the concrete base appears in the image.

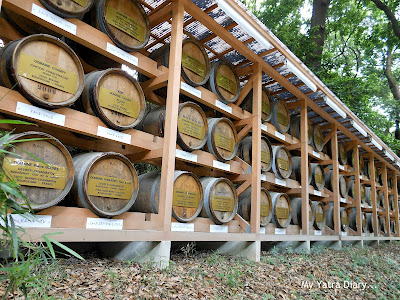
[311,240,342,250]
[99,241,171,269]
[262,241,310,253]
[196,241,261,261]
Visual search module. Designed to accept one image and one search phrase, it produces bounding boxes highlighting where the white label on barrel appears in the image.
[261,124,268,132]
[362,233,366,237]
[314,230,322,235]
[171,222,194,232]
[7,214,52,228]
[275,178,286,187]
[274,131,286,141]
[341,231,348,236]
[359,175,362,180]
[210,225,229,233]
[261,174,267,182]
[97,126,131,144]
[213,160,230,172]
[181,82,202,98]
[175,149,197,163]
[314,190,322,196]
[340,198,347,203]
[260,227,266,234]
[275,228,286,234]
[86,218,123,230]
[339,165,345,170]
[215,100,233,114]
[16,102,65,126]
[106,43,138,67]
[312,151,321,158]
[32,4,77,35]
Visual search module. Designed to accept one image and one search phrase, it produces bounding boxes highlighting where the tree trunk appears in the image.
[371,0,400,40]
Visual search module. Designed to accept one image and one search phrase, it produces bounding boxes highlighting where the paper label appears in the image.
[105,6,145,42]
[315,213,324,223]
[97,126,132,144]
[313,151,321,158]
[341,216,348,225]
[275,131,286,140]
[98,87,139,118]
[261,150,270,164]
[210,224,229,233]
[171,222,194,232]
[211,195,234,212]
[314,128,324,147]
[314,230,322,235]
[8,214,52,228]
[339,165,345,171]
[175,149,197,163]
[87,174,132,200]
[261,174,267,181]
[182,52,206,77]
[3,158,66,189]
[277,111,288,126]
[106,43,138,66]
[275,178,286,186]
[341,198,347,203]
[262,97,270,115]
[362,232,366,237]
[215,99,232,113]
[341,231,348,236]
[71,0,88,6]
[315,173,323,185]
[216,74,237,95]
[16,101,65,126]
[260,227,266,234]
[275,228,286,234]
[86,218,123,230]
[173,190,200,208]
[314,190,322,196]
[277,158,289,171]
[276,207,289,219]
[178,115,205,140]
[32,4,77,35]
[181,82,202,98]
[261,124,268,132]
[214,132,235,152]
[260,203,269,217]
[18,52,77,94]
[213,160,230,172]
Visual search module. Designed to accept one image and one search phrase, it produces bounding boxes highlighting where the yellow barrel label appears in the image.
[17,52,78,94]
[87,174,132,200]
[105,6,145,43]
[261,150,270,164]
[276,207,289,219]
[341,215,348,225]
[260,203,269,217]
[182,52,206,78]
[178,114,205,140]
[211,195,234,212]
[214,132,235,152]
[277,110,288,126]
[315,172,323,185]
[262,99,270,115]
[316,212,324,223]
[339,145,346,162]
[216,74,237,95]
[3,158,66,189]
[71,0,87,6]
[98,87,139,119]
[314,128,324,147]
[277,158,289,171]
[173,190,200,208]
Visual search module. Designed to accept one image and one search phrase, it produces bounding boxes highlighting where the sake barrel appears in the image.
[347,149,355,167]
[289,114,312,143]
[240,87,272,122]
[91,0,150,52]
[387,175,393,189]
[311,163,325,191]
[149,38,210,87]
[206,118,238,162]
[326,206,348,232]
[365,186,373,206]
[238,187,273,227]
[0,34,84,108]
[378,192,385,209]
[290,197,314,228]
[271,145,292,179]
[389,195,395,211]
[238,136,272,172]
[366,213,374,233]
[338,142,347,165]
[359,155,364,176]
[312,201,325,230]
[390,220,397,235]
[71,152,138,218]
[1,131,74,211]
[311,124,324,152]
[271,99,290,133]
[200,177,238,225]
[142,102,208,152]
[269,192,292,228]
[131,170,203,222]
[364,158,370,179]
[347,179,356,199]
[378,215,386,234]
[81,68,146,130]
[324,170,348,198]
[209,61,240,103]
[360,184,366,204]
[290,156,311,185]
[39,0,94,18]
[349,211,367,232]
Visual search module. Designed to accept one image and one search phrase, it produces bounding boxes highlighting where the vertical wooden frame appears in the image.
[353,145,362,235]
[157,0,184,231]
[331,124,340,235]
[394,175,400,237]
[369,156,379,235]
[382,165,390,236]
[250,64,262,233]
[300,100,309,235]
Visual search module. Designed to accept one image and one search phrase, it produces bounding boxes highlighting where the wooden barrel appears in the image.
[365,186,374,206]
[208,61,240,103]
[271,99,290,133]
[378,215,386,234]
[0,34,84,108]
[289,114,312,143]
[312,201,325,230]
[200,177,238,225]
[131,170,203,222]
[310,163,325,191]
[387,175,393,189]
[389,195,395,211]
[347,179,356,199]
[338,142,347,165]
[269,192,291,228]
[238,136,272,172]
[91,0,150,52]
[326,206,348,232]
[390,220,397,235]
[378,192,385,209]
[240,87,272,122]
[142,102,208,152]
[238,187,273,227]
[81,68,146,130]
[206,118,238,162]
[1,131,74,211]
[360,184,366,204]
[349,211,367,232]
[311,124,324,152]
[325,170,348,198]
[39,0,94,18]
[71,152,138,218]
[290,197,314,228]
[290,156,312,185]
[359,155,364,176]
[347,149,355,167]
[364,158,370,179]
[271,145,292,179]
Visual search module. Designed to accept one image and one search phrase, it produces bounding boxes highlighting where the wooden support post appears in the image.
[353,144,362,236]
[157,0,184,231]
[250,63,262,234]
[331,124,340,235]
[382,165,390,236]
[369,155,379,235]
[394,174,400,237]
[300,100,309,235]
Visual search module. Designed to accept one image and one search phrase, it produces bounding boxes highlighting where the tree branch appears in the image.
[370,0,400,39]
[384,46,400,100]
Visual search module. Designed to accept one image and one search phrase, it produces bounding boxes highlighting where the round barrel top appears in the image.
[13,35,84,107]
[102,0,150,50]
[40,0,93,16]
[339,175,347,197]
[276,101,290,129]
[313,165,324,190]
[341,209,349,227]
[181,39,210,85]
[214,62,239,102]
[275,146,291,178]
[274,193,290,220]
[260,137,272,171]
[260,188,272,225]
[360,184,366,202]
[314,202,324,226]
[211,118,237,160]
[339,143,347,163]
[261,88,271,121]
[177,102,207,150]
[209,179,237,223]
[312,125,324,150]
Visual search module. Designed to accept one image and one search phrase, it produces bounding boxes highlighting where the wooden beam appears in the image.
[331,123,340,235]
[235,75,254,107]
[382,165,391,236]
[353,144,362,236]
[394,174,400,237]
[237,124,252,142]
[300,100,310,236]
